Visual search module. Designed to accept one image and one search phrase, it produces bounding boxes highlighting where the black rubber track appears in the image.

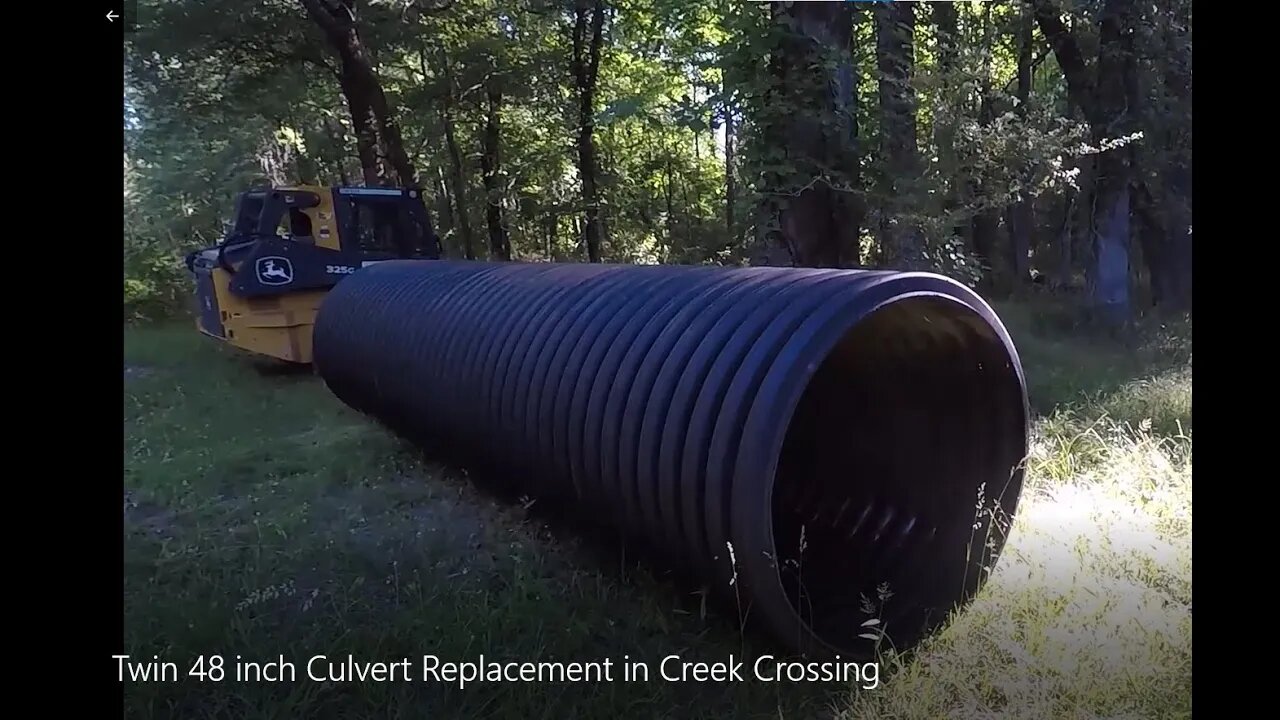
[313,260,1030,658]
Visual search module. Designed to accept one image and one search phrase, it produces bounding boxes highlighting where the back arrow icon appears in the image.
[107,10,118,22]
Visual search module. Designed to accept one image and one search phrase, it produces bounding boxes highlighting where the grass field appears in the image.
[122,301,1192,719]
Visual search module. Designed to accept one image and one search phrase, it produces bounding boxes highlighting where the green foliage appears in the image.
[124,0,1191,315]
[124,234,191,321]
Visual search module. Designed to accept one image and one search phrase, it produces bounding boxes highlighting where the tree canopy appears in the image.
[124,0,1192,324]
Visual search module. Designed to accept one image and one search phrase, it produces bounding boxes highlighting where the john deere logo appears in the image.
[256,256,294,286]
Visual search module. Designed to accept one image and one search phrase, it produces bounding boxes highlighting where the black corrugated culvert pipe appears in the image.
[313,260,1029,659]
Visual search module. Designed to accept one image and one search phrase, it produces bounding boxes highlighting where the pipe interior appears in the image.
[772,295,1026,653]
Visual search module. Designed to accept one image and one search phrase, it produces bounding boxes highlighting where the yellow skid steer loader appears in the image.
[185,185,441,363]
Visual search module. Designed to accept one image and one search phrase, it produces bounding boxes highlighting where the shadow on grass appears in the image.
[993,300,1192,436]
[122,452,855,719]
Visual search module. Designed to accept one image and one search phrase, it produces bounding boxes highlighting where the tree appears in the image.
[299,0,419,187]
[1033,0,1142,325]
[875,1,921,269]
[753,1,862,268]
[123,0,1190,323]
[482,80,512,260]
[571,0,608,262]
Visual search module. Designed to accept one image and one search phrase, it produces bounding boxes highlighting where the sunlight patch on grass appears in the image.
[843,418,1191,719]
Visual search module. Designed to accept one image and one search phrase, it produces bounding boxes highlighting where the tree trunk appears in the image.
[442,113,475,260]
[1031,0,1098,126]
[299,0,417,187]
[970,4,1002,291]
[290,114,319,184]
[436,47,475,260]
[639,148,667,261]
[665,155,676,254]
[876,1,922,269]
[343,78,384,186]
[572,0,607,263]
[755,1,862,268]
[723,80,736,237]
[434,165,454,252]
[545,211,558,261]
[1162,177,1192,314]
[972,205,1001,289]
[439,51,475,260]
[1159,0,1192,312]
[1033,0,1139,324]
[322,116,352,185]
[481,82,511,260]
[932,2,964,244]
[1055,193,1074,289]
[1010,2,1035,287]
[1008,201,1033,287]
[932,3,957,152]
[370,92,416,187]
[1033,0,1098,294]
[1088,0,1137,326]
[1133,180,1166,307]
[1072,156,1094,290]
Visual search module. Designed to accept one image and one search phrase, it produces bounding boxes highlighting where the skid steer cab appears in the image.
[186,185,441,364]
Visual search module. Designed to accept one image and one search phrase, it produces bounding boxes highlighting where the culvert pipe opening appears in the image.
[312,261,1030,660]
[758,295,1029,657]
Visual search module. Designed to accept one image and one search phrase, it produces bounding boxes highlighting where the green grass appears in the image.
[123,303,1192,719]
